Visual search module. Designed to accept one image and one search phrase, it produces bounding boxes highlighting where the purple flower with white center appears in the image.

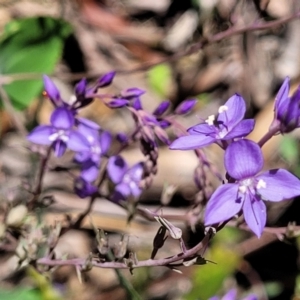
[75,124,111,182]
[270,77,300,133]
[205,139,300,237]
[170,94,255,150]
[107,156,144,202]
[27,107,90,157]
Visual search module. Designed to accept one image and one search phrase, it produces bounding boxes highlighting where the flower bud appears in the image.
[175,99,197,115]
[97,71,115,87]
[106,98,129,108]
[121,88,145,99]
[153,100,170,116]
[43,75,62,106]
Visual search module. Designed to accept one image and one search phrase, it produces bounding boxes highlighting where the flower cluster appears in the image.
[170,83,300,237]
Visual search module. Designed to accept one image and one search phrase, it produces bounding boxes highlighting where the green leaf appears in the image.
[0,16,73,110]
[147,64,172,98]
[0,287,42,300]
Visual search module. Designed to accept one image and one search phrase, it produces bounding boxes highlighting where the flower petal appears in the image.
[100,131,112,154]
[76,117,100,130]
[224,119,255,139]
[27,125,54,145]
[218,94,245,128]
[107,156,128,183]
[53,140,67,157]
[243,195,266,238]
[74,177,97,198]
[127,162,144,182]
[275,77,290,113]
[67,130,90,152]
[75,78,87,96]
[225,140,263,180]
[257,169,300,201]
[50,107,74,129]
[170,135,216,150]
[187,123,216,135]
[80,160,99,182]
[204,184,242,225]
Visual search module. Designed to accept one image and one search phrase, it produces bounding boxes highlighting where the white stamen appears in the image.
[49,130,69,143]
[239,185,247,194]
[205,115,215,125]
[256,179,266,189]
[218,105,228,113]
[69,95,77,105]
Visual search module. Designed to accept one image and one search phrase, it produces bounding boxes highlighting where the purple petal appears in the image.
[50,107,75,129]
[224,119,255,139]
[257,169,300,201]
[27,125,54,145]
[116,182,131,197]
[187,123,216,135]
[132,98,142,110]
[225,140,263,180]
[74,151,90,163]
[77,124,98,144]
[97,71,115,88]
[218,94,245,127]
[77,117,100,130]
[204,184,242,225]
[127,162,144,182]
[175,99,197,115]
[53,140,67,157]
[243,195,266,238]
[67,130,90,152]
[121,88,145,99]
[107,156,128,183]
[169,135,216,150]
[153,101,170,116]
[80,161,99,182]
[100,131,112,154]
[275,77,290,113]
[43,75,61,106]
[107,98,129,108]
[74,177,97,198]
[223,289,237,300]
[130,182,142,197]
[242,295,258,300]
[75,78,87,96]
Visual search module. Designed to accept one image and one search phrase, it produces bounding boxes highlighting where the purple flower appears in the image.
[43,75,62,107]
[205,139,300,237]
[175,99,197,115]
[271,77,300,133]
[153,100,170,116]
[170,94,255,150]
[75,124,111,182]
[97,71,115,88]
[107,156,144,202]
[27,107,90,157]
[74,177,98,198]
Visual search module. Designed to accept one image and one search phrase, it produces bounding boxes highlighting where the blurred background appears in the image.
[1,0,300,299]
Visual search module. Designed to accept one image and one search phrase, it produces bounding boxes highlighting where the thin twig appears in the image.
[37,228,213,269]
[0,11,299,83]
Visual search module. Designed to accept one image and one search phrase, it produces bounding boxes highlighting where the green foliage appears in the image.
[0,287,41,300]
[0,16,72,110]
[279,135,299,164]
[185,228,241,299]
[147,64,172,98]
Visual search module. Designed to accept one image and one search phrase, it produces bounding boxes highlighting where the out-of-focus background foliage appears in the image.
[1,0,300,299]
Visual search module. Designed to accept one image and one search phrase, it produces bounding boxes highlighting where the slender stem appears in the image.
[28,147,52,210]
[257,125,280,148]
[37,228,213,269]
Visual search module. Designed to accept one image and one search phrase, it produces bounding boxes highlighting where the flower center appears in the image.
[205,115,215,126]
[49,129,69,143]
[238,178,266,194]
